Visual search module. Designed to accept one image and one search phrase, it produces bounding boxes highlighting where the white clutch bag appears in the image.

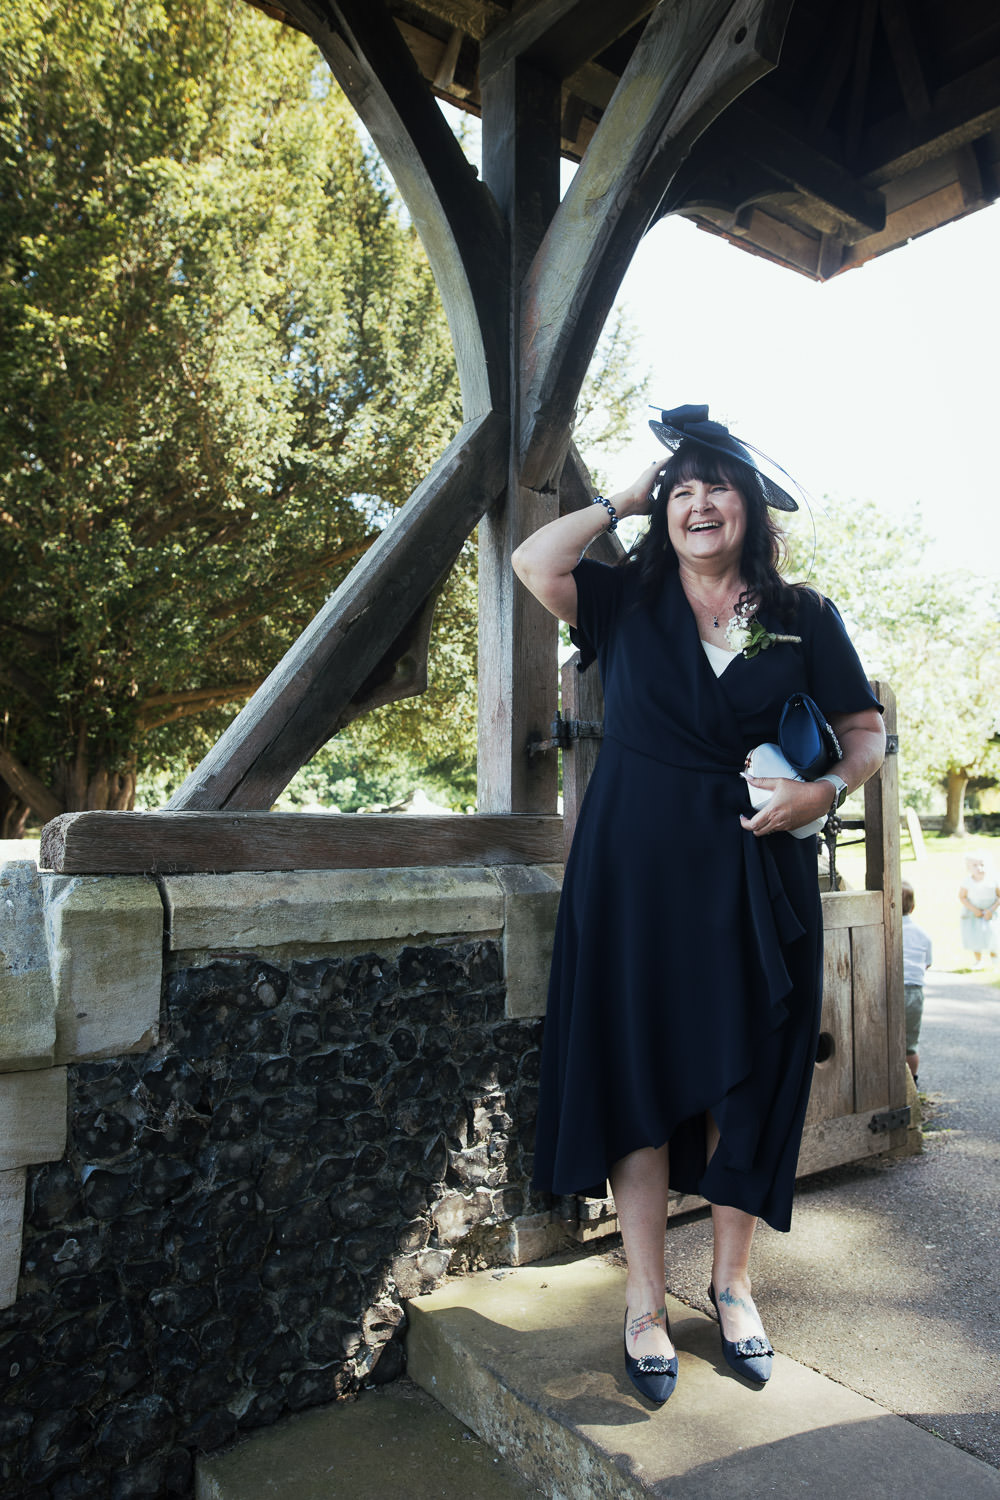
[743,743,828,840]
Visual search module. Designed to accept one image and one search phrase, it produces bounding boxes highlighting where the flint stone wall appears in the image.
[0,864,565,1500]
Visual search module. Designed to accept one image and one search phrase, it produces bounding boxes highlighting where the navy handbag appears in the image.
[778,694,842,780]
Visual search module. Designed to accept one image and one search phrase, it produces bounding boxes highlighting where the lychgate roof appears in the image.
[255,0,1000,280]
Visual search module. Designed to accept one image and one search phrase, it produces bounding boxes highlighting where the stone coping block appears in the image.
[162,866,507,953]
[0,1068,67,1172]
[492,864,562,1020]
[43,874,162,1063]
[0,1168,26,1311]
[0,861,56,1072]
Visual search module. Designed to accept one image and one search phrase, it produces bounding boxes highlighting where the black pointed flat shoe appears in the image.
[708,1283,773,1385]
[623,1313,678,1405]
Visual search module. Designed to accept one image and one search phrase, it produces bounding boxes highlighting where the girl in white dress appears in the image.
[959,855,1000,963]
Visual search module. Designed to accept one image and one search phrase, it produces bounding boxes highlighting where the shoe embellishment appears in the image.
[634,1354,675,1373]
[732,1336,773,1359]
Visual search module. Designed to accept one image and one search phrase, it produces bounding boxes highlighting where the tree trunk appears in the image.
[944,768,969,836]
[0,748,64,825]
[0,784,31,840]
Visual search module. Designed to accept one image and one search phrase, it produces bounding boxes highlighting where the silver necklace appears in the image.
[686,584,744,629]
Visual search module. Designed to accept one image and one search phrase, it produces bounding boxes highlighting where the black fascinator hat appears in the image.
[649,403,799,513]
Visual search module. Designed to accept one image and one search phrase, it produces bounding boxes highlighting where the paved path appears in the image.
[657,971,1000,1469]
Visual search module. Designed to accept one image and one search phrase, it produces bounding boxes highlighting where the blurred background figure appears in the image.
[901,881,932,1084]
[958,856,1000,968]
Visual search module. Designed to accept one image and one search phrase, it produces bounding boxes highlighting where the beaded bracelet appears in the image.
[593,494,618,532]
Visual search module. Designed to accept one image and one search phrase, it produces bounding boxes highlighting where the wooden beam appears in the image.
[277,0,508,419]
[808,0,859,139]
[858,53,1000,184]
[403,0,508,45]
[433,26,465,91]
[477,59,563,815]
[168,412,507,811]
[725,205,824,278]
[518,0,794,491]
[845,0,879,163]
[40,811,562,875]
[479,0,657,86]
[879,0,931,120]
[841,175,982,270]
[692,105,886,236]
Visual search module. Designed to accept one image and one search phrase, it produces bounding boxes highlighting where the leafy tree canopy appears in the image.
[0,0,467,831]
[784,495,1000,824]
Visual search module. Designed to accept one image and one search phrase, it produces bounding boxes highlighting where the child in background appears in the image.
[902,881,932,1084]
[958,855,1000,965]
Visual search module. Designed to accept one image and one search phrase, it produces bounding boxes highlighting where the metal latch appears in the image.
[885,734,899,755]
[528,712,604,755]
[868,1105,910,1134]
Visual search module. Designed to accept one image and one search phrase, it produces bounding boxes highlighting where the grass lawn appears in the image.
[835,826,1000,978]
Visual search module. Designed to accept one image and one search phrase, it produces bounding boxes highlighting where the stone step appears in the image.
[195,1377,539,1499]
[406,1252,1000,1499]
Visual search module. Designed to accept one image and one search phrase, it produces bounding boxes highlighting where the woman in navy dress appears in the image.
[512,406,885,1404]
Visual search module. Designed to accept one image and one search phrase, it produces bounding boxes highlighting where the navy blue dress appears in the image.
[533,561,882,1232]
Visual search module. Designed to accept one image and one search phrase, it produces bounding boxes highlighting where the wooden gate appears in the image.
[800,677,909,1173]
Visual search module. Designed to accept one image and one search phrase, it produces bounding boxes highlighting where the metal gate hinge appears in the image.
[528,713,604,756]
[885,734,899,755]
[868,1105,910,1134]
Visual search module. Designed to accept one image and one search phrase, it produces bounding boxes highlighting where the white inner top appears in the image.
[701,639,737,677]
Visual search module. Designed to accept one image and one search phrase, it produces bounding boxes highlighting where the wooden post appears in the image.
[864,681,908,1119]
[477,60,564,814]
[560,655,603,861]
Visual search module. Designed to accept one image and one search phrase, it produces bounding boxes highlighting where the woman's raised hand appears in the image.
[610,459,669,519]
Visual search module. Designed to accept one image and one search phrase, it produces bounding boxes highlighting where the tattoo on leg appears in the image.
[628,1307,665,1338]
[717,1285,752,1314]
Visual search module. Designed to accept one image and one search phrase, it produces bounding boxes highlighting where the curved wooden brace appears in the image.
[518,0,794,489]
[276,0,510,420]
[168,410,508,810]
[331,574,442,731]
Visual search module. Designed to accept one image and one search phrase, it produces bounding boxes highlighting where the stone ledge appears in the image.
[162,867,506,954]
[43,874,162,1064]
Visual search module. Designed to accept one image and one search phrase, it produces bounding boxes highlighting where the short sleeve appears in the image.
[569,558,628,670]
[801,593,883,717]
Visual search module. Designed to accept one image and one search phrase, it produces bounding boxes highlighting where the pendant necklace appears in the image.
[688,585,741,629]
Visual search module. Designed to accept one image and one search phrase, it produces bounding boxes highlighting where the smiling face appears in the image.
[666,474,747,570]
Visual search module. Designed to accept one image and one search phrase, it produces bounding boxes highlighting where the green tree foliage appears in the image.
[0,0,464,832]
[784,496,1000,827]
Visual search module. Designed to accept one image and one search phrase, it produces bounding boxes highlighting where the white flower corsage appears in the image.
[725,604,801,660]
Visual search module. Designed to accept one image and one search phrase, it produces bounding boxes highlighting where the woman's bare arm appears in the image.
[511,459,664,626]
[828,708,887,795]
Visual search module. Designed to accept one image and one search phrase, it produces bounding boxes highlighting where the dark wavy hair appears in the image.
[628,440,801,621]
